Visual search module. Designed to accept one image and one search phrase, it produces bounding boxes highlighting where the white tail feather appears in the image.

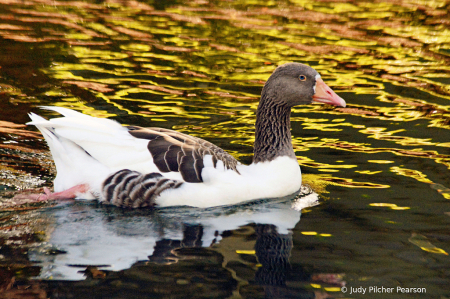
[28,108,161,194]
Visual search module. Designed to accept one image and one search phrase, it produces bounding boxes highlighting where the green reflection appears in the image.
[1,0,449,197]
[3,2,450,297]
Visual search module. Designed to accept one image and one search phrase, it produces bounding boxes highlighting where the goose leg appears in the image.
[12,184,89,204]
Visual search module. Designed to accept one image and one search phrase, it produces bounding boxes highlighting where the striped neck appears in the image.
[253,95,295,163]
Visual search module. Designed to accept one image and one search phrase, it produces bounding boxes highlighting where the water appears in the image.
[1,0,450,298]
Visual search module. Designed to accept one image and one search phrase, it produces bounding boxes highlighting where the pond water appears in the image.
[1,0,450,298]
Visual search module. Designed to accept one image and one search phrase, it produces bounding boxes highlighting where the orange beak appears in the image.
[312,78,346,107]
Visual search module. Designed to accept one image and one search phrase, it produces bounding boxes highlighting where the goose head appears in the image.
[262,62,346,108]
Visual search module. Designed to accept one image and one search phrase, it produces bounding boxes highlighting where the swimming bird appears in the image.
[18,63,346,208]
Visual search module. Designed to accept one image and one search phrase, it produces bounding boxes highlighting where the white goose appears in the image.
[20,63,346,208]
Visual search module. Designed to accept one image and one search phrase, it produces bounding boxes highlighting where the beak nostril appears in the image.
[313,77,346,107]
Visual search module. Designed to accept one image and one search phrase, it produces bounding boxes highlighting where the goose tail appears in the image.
[28,112,110,195]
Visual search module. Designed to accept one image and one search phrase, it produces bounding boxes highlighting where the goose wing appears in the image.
[128,126,240,183]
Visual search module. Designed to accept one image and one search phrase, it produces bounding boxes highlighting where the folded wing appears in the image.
[128,126,240,183]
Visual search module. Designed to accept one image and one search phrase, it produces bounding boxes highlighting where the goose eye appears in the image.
[299,75,306,81]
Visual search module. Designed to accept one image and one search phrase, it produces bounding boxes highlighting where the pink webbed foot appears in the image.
[10,184,89,206]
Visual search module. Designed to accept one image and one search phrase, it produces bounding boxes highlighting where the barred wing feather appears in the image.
[127,126,240,183]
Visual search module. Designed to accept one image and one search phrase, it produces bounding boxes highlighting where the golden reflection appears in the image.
[390,167,432,184]
[235,250,255,255]
[355,170,383,175]
[408,233,448,255]
[301,174,332,195]
[391,167,450,200]
[299,138,450,169]
[368,160,394,164]
[62,81,114,93]
[2,2,450,296]
[52,102,117,119]
[324,287,342,292]
[120,43,152,52]
[297,156,357,170]
[301,231,317,235]
[1,0,450,201]
[369,203,410,210]
[300,231,332,237]
[319,233,332,237]
[322,178,389,189]
[431,186,450,200]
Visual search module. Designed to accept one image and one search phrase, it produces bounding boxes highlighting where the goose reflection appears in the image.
[31,188,336,298]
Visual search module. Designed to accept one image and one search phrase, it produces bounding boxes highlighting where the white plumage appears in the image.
[22,63,346,208]
[29,106,301,207]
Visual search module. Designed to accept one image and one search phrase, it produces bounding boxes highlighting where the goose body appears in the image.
[26,63,346,208]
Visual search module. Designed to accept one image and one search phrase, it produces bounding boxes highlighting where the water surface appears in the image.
[1,0,450,298]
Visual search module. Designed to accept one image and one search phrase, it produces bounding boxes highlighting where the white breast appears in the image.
[157,156,302,208]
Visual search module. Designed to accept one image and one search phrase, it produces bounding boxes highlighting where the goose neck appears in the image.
[253,96,295,163]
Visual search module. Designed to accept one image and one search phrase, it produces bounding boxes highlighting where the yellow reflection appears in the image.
[301,174,332,195]
[120,43,151,52]
[139,63,175,71]
[297,136,450,170]
[65,33,92,40]
[235,250,256,255]
[324,287,343,292]
[302,122,344,132]
[52,102,116,119]
[355,170,383,175]
[4,0,449,209]
[85,23,117,36]
[390,167,432,184]
[70,47,129,59]
[430,183,450,195]
[323,178,389,189]
[44,89,67,97]
[319,233,332,237]
[391,168,450,200]
[391,206,411,210]
[362,125,436,146]
[369,203,410,210]
[301,231,317,235]
[368,160,394,164]
[296,155,357,170]
[79,59,135,67]
[408,233,448,255]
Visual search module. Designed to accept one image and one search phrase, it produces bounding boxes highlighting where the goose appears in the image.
[17,63,346,208]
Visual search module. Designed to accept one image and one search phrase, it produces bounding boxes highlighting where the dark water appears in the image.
[1,0,450,298]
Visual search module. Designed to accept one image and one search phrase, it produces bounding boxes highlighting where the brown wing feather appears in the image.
[128,126,240,183]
